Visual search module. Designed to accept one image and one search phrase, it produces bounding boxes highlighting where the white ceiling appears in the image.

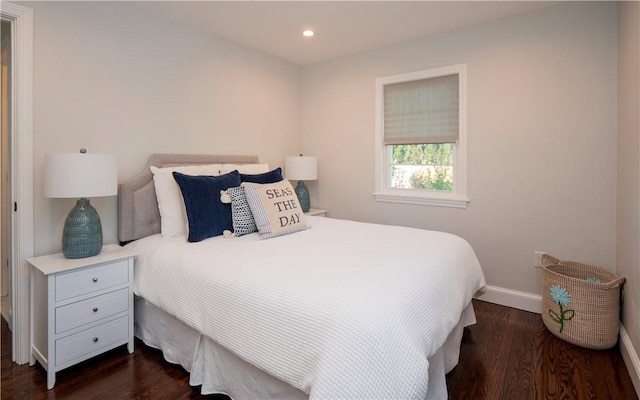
[139,1,558,66]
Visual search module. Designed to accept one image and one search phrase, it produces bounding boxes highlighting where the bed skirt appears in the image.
[134,296,476,399]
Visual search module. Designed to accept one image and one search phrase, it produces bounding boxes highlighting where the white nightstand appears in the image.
[305,208,328,217]
[28,244,136,389]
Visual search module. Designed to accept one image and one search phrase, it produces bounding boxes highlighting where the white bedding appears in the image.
[128,216,486,399]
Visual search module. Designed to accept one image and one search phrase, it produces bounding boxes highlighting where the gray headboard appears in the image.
[118,153,260,244]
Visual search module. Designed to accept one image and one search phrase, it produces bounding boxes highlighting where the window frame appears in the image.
[373,64,469,208]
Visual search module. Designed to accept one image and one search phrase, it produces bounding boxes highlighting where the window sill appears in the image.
[373,190,469,209]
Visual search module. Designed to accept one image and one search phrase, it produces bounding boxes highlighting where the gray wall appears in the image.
[301,1,618,297]
[617,0,640,388]
[28,1,302,256]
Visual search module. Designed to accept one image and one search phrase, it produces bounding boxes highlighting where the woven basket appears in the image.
[541,254,624,350]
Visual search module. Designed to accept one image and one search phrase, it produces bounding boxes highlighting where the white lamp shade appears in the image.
[44,153,118,198]
[285,156,318,181]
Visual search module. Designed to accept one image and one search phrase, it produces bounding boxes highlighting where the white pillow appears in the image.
[151,164,222,237]
[219,163,270,175]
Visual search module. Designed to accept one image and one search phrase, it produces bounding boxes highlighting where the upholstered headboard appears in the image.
[118,153,260,244]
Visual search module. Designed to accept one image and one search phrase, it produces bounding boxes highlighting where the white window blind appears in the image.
[383,73,459,145]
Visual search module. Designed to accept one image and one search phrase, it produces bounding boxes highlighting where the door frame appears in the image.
[1,2,33,365]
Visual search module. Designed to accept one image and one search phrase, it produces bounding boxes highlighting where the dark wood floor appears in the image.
[446,300,637,399]
[2,300,637,400]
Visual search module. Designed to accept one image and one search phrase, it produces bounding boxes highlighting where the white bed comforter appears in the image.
[128,216,486,399]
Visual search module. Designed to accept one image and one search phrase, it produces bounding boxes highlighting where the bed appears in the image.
[119,154,486,399]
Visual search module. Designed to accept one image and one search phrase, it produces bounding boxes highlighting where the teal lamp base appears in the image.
[294,181,311,213]
[62,198,103,259]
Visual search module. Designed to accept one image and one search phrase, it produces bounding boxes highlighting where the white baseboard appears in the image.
[475,285,640,398]
[620,325,640,397]
[474,284,541,314]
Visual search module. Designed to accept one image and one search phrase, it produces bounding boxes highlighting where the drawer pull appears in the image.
[92,277,99,283]
[92,307,98,313]
[93,337,99,343]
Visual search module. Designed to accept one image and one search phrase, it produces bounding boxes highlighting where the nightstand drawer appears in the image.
[55,260,129,301]
[55,315,129,366]
[55,288,129,334]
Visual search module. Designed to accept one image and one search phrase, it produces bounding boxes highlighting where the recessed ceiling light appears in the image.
[303,30,314,37]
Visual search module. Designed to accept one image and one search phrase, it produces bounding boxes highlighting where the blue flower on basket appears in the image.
[550,285,571,306]
[549,285,575,333]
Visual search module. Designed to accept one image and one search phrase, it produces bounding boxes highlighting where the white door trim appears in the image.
[1,2,34,365]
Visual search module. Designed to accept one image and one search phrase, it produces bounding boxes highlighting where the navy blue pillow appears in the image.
[173,170,241,242]
[240,167,283,184]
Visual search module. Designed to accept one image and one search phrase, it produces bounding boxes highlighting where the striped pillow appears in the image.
[242,180,307,239]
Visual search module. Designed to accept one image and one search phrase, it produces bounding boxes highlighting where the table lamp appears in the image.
[285,155,318,213]
[44,149,117,259]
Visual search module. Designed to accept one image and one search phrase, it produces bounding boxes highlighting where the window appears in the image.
[374,64,468,208]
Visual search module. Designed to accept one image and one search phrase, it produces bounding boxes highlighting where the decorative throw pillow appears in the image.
[220,186,257,237]
[241,167,283,184]
[243,180,307,239]
[172,170,241,242]
[219,163,270,175]
[150,164,222,237]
